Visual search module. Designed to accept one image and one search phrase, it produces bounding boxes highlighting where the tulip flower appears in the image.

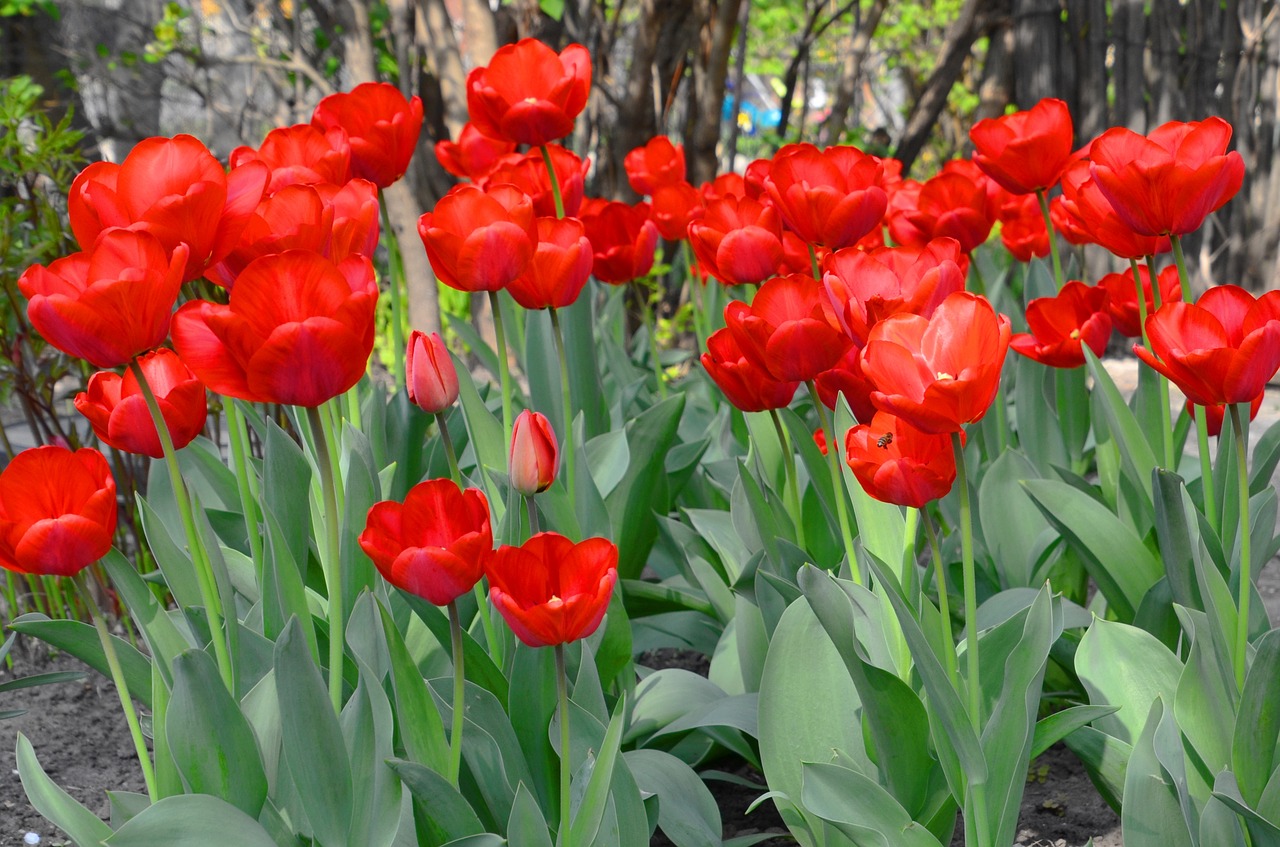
[862,291,1012,434]
[763,143,889,249]
[625,135,686,195]
[0,445,117,577]
[813,428,829,456]
[688,195,786,286]
[579,200,660,283]
[485,532,618,647]
[481,145,588,217]
[1055,159,1171,259]
[229,123,352,195]
[822,238,967,345]
[1089,117,1245,237]
[406,330,460,414]
[700,327,799,413]
[318,178,382,262]
[68,134,267,282]
[509,410,559,495]
[700,172,748,202]
[1189,393,1264,438]
[724,273,853,383]
[1010,280,1113,368]
[418,184,538,293]
[466,38,592,147]
[969,98,1074,195]
[845,412,957,508]
[170,251,378,407]
[998,194,1051,262]
[1134,285,1280,406]
[814,346,880,423]
[649,182,705,241]
[1098,264,1181,338]
[359,479,492,606]
[435,121,517,182]
[506,217,594,310]
[311,82,424,188]
[887,171,997,253]
[74,349,207,459]
[19,229,188,368]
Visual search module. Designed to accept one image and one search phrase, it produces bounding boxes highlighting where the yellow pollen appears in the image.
[524,96,539,104]
[1070,329,1081,339]
[936,371,954,381]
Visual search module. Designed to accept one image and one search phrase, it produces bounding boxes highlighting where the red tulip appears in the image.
[822,238,967,346]
[688,195,786,286]
[649,182,705,241]
[406,330,459,414]
[69,135,268,282]
[845,412,957,508]
[0,445,116,577]
[1010,280,1113,368]
[763,143,888,249]
[74,349,207,459]
[969,98,1074,195]
[887,171,997,253]
[435,122,517,182]
[1089,118,1245,237]
[19,228,188,368]
[466,38,592,147]
[625,136,686,195]
[814,346,880,423]
[170,251,378,407]
[485,532,618,647]
[507,217,593,310]
[418,184,538,293]
[700,172,748,202]
[1188,393,1264,438]
[998,194,1051,262]
[1098,264,1181,338]
[480,144,588,217]
[813,428,829,456]
[1134,285,1280,406]
[318,179,382,262]
[311,82,424,188]
[579,200,659,283]
[862,291,1011,434]
[509,410,559,496]
[700,327,800,412]
[724,273,852,383]
[360,479,492,606]
[1054,159,1171,259]
[229,123,352,195]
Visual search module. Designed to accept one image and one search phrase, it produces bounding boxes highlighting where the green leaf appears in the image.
[9,614,152,708]
[137,493,202,611]
[1234,630,1280,807]
[454,348,507,511]
[977,450,1048,588]
[1063,726,1130,812]
[166,650,268,818]
[102,548,191,684]
[1023,478,1162,621]
[274,617,353,847]
[508,643,558,816]
[378,601,449,775]
[16,732,115,845]
[1031,706,1119,760]
[1086,349,1158,504]
[1076,618,1182,746]
[804,762,946,846]
[568,693,627,846]
[607,394,686,580]
[402,592,508,703]
[103,794,277,846]
[507,782,554,847]
[625,749,721,847]
[1121,699,1193,847]
[387,758,485,846]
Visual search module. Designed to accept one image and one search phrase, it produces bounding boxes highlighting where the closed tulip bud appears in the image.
[406,330,459,414]
[509,410,559,495]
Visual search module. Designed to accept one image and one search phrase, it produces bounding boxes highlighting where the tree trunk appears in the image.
[973,0,1014,124]
[722,0,750,171]
[818,0,889,146]
[686,0,743,187]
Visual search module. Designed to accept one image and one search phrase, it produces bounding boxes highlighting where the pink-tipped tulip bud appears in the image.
[509,410,559,495]
[406,330,459,414]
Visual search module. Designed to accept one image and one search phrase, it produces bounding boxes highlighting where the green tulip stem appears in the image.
[555,643,573,847]
[768,408,806,550]
[635,281,667,399]
[525,494,542,536]
[808,244,821,283]
[952,431,981,730]
[806,381,860,584]
[1036,189,1064,291]
[447,600,467,788]
[686,245,708,349]
[1130,258,1175,470]
[379,194,408,390]
[489,290,515,447]
[539,144,567,220]
[75,573,157,802]
[549,307,577,506]
[921,510,959,690]
[226,401,265,576]
[435,411,462,486]
[307,404,345,713]
[1170,238,1219,530]
[129,359,234,692]
[1230,403,1252,690]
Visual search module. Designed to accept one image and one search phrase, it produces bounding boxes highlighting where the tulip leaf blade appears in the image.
[606,393,685,580]
[101,548,191,685]
[8,613,153,708]
[1121,699,1194,847]
[1085,348,1158,503]
[568,691,627,847]
[389,757,486,846]
[625,749,721,847]
[15,732,116,846]
[977,450,1050,589]
[1030,705,1119,760]
[801,761,944,847]
[377,600,450,775]
[401,592,508,703]
[507,782,554,847]
[101,794,277,847]
[1075,617,1182,746]
[1233,629,1280,808]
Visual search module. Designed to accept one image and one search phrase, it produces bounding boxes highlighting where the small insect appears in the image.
[876,432,894,448]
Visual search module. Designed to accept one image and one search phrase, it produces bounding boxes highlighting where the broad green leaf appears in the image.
[9,614,152,708]
[801,762,943,847]
[454,347,507,512]
[1212,771,1280,847]
[388,758,485,845]
[137,493,202,611]
[403,593,508,702]
[567,694,627,847]
[507,782,554,847]
[16,732,115,845]
[339,425,380,622]
[166,650,267,818]
[102,548,190,684]
[103,794,276,846]
[625,749,720,847]
[1234,630,1280,807]
[977,450,1048,588]
[626,669,729,744]
[1085,349,1158,504]
[378,601,449,775]
[1121,699,1193,847]
[1173,607,1236,778]
[1031,706,1119,760]
[1063,726,1130,812]
[1076,618,1182,745]
[607,394,685,579]
[509,643,558,816]
[1152,470,1204,611]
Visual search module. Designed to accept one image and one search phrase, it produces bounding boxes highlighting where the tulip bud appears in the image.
[406,330,459,414]
[509,410,559,495]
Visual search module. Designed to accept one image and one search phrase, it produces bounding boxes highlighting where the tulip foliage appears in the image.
[5,38,1280,847]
